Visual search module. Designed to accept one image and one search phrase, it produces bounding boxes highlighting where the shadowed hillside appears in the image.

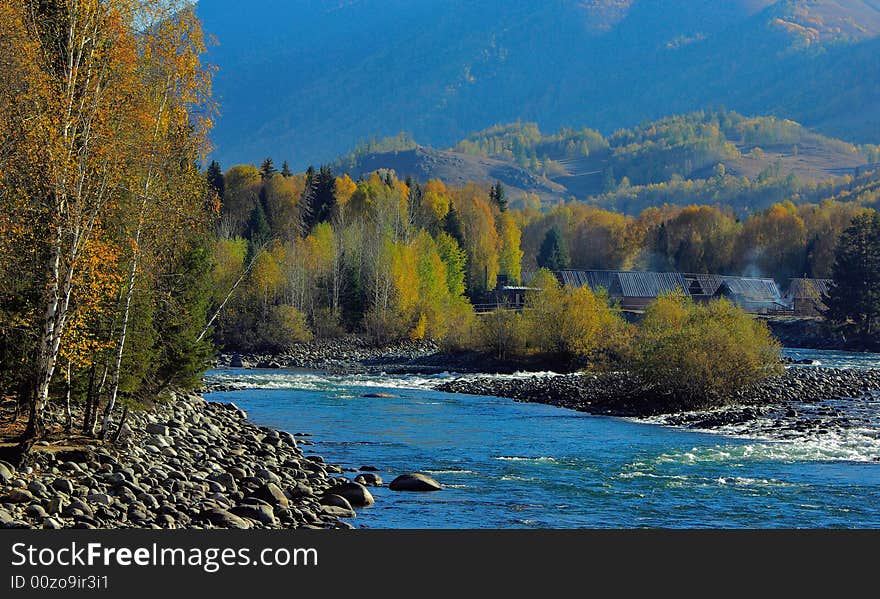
[198,0,880,167]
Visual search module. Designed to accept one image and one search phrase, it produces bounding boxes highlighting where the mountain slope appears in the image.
[338,111,878,211]
[197,0,880,167]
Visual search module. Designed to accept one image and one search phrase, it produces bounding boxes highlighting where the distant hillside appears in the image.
[198,0,880,167]
[340,146,569,202]
[336,111,879,212]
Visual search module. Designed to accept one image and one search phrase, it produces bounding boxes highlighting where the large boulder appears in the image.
[320,494,354,511]
[388,473,441,492]
[230,503,276,526]
[51,478,74,495]
[354,473,383,487]
[320,505,356,519]
[325,482,374,507]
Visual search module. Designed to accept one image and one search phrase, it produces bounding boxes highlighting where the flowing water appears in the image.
[204,349,880,528]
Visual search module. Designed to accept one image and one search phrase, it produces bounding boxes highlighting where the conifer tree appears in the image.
[298,166,316,234]
[206,160,225,201]
[259,157,277,180]
[537,228,569,271]
[247,201,271,250]
[825,213,880,342]
[281,160,293,178]
[309,165,337,227]
[444,201,465,246]
[490,182,508,212]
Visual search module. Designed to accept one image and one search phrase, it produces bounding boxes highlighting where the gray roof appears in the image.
[613,271,689,298]
[787,278,832,300]
[688,274,729,296]
[714,277,782,302]
[555,270,619,293]
[556,270,688,298]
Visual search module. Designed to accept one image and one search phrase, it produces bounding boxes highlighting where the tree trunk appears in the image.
[27,221,76,439]
[82,365,96,434]
[112,405,129,444]
[100,236,140,439]
[64,361,73,433]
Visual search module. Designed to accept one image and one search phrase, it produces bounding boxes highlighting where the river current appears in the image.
[204,349,880,528]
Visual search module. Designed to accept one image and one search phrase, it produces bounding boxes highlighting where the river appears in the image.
[204,349,880,528]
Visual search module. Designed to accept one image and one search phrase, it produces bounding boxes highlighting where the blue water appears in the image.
[204,349,880,528]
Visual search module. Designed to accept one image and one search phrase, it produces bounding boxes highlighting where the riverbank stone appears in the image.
[325,482,374,507]
[388,473,441,492]
[354,473,382,487]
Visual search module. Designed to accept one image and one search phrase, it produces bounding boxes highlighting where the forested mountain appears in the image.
[335,111,880,214]
[198,0,880,167]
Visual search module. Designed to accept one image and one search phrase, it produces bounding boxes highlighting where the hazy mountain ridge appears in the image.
[337,111,879,211]
[198,0,880,167]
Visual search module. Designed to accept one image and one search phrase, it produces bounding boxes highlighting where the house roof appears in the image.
[555,270,619,292]
[787,278,832,300]
[714,277,782,302]
[555,270,689,298]
[687,274,729,296]
[613,271,689,298]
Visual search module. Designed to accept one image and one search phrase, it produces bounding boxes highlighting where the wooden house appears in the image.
[786,278,832,316]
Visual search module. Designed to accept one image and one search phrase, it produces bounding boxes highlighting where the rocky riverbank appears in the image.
[210,338,585,388]
[0,391,367,529]
[214,337,441,373]
[764,317,880,352]
[435,367,880,436]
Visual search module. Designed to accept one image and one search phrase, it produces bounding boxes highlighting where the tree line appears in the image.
[522,199,875,283]
[205,161,520,351]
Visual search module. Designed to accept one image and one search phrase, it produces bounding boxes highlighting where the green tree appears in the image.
[281,160,293,178]
[299,165,316,231]
[536,228,569,270]
[206,160,225,201]
[602,166,617,193]
[825,213,880,340]
[308,165,337,228]
[444,201,465,246]
[259,157,277,180]
[246,201,271,250]
[490,182,508,212]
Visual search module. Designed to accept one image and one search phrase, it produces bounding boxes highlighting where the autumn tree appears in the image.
[630,293,782,403]
[736,202,807,280]
[0,0,215,439]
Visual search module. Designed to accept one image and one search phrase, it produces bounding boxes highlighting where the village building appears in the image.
[785,278,832,316]
[711,277,787,314]
[553,270,689,311]
[554,270,791,314]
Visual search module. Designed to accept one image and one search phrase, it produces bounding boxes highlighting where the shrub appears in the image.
[439,299,480,352]
[262,305,313,349]
[630,292,782,402]
[479,309,527,360]
[523,269,628,361]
